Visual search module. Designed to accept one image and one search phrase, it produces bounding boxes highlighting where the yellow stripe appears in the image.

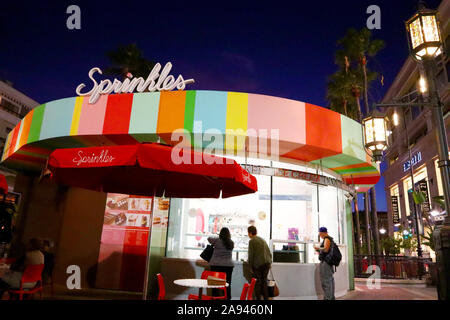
[225,92,248,152]
[70,96,84,135]
[2,131,13,161]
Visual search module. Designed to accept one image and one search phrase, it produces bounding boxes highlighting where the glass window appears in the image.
[166,175,271,261]
[402,166,428,217]
[317,185,339,243]
[166,160,346,264]
[271,177,316,242]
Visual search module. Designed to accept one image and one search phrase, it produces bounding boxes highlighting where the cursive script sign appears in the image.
[76,62,195,104]
[73,150,115,166]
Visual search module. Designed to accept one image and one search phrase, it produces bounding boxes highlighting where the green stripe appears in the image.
[184,90,196,148]
[27,104,46,144]
[184,90,196,132]
[346,200,355,290]
[337,166,378,174]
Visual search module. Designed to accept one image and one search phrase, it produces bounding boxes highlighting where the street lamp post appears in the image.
[400,106,424,278]
[405,2,450,300]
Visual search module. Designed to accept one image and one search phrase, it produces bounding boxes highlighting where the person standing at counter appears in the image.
[207,227,234,299]
[314,227,335,300]
[247,226,272,300]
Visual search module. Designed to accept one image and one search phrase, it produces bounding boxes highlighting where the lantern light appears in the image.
[405,4,443,61]
[393,111,399,126]
[419,77,428,93]
[363,109,389,163]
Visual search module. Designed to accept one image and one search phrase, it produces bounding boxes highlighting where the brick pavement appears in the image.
[339,283,438,300]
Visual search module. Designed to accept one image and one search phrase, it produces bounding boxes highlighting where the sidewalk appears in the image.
[339,283,438,300]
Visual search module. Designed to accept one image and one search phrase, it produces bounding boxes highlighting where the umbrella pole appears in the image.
[142,189,156,300]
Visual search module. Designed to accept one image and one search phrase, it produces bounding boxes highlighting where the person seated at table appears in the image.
[207,227,234,300]
[41,239,55,286]
[0,238,44,299]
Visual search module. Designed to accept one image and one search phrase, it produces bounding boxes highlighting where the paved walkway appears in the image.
[339,283,438,300]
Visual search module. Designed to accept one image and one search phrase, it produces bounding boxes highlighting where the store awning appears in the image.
[47,143,258,198]
[0,91,380,192]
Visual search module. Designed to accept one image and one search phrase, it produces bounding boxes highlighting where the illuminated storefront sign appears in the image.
[245,164,353,192]
[76,62,195,104]
[403,152,422,172]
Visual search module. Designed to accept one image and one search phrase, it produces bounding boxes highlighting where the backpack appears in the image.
[324,237,342,269]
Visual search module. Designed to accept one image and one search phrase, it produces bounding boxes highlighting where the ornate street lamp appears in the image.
[406,1,450,300]
[405,3,443,61]
[363,109,389,164]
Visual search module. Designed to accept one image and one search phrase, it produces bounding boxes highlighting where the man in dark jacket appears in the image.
[314,227,335,300]
[247,226,272,300]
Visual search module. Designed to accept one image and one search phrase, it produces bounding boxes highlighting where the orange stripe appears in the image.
[157,91,186,139]
[7,125,20,157]
[17,109,34,151]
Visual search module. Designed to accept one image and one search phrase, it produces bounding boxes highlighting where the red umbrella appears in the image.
[47,143,258,300]
[47,143,257,198]
[0,174,8,195]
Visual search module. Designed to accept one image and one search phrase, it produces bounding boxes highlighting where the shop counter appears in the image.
[160,257,349,299]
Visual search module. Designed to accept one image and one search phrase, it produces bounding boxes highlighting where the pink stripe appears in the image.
[77,94,108,135]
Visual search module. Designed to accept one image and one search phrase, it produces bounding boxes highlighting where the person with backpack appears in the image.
[314,227,341,300]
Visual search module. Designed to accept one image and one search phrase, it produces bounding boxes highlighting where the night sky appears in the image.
[0,0,444,211]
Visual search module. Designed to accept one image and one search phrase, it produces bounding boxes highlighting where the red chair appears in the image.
[8,264,45,300]
[188,271,227,300]
[157,273,165,300]
[240,283,249,300]
[246,278,257,300]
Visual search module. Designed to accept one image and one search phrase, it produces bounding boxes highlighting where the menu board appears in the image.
[96,193,153,292]
[101,193,152,246]
[96,193,170,292]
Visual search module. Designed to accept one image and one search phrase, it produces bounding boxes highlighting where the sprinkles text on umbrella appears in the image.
[76,62,195,104]
[72,150,115,166]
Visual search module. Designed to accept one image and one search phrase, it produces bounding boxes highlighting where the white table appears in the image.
[174,279,229,300]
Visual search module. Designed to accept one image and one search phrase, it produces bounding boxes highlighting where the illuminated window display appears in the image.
[166,160,348,264]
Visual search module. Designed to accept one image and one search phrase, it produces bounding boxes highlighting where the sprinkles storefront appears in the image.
[1,65,380,299]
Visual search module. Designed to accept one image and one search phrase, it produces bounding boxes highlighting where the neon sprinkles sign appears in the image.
[76,62,195,104]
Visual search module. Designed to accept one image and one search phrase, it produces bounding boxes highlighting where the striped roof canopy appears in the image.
[1,91,380,192]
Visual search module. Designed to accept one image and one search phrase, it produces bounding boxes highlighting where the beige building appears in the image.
[0,80,39,190]
[382,0,450,256]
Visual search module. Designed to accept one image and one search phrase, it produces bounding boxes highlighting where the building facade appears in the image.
[0,80,39,191]
[382,1,450,255]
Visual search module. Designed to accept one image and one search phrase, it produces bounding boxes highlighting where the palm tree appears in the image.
[105,43,155,80]
[335,28,385,114]
[327,28,385,256]
[326,69,359,120]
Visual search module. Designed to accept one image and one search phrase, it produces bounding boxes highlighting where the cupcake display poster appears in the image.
[100,193,153,247]
[96,193,153,291]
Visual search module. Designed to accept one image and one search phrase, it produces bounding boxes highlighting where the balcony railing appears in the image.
[354,254,433,280]
[0,102,28,119]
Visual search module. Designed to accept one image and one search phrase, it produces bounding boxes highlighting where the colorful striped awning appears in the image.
[0,91,380,192]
